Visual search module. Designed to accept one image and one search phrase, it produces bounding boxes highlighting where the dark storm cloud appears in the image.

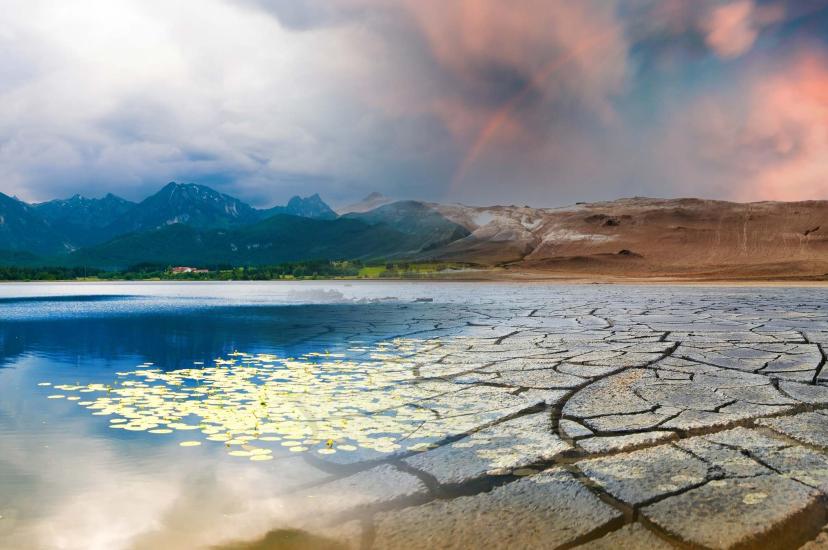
[2,0,828,206]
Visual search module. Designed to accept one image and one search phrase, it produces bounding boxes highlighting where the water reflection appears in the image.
[0,293,451,550]
[0,302,443,370]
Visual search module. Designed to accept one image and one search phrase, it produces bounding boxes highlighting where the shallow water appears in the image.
[1,281,826,549]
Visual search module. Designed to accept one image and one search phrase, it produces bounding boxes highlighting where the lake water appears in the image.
[1,282,827,549]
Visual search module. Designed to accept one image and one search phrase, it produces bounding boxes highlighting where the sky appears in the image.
[1,0,828,207]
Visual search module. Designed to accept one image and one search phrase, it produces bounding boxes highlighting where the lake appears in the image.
[2,282,827,549]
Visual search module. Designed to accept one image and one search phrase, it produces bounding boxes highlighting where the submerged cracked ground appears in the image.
[1,283,828,549]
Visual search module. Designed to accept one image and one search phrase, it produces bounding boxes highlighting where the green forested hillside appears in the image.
[67,214,433,268]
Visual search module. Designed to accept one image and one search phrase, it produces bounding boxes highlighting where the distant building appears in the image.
[170,266,209,274]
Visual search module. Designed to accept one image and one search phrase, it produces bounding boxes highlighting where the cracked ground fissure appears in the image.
[265,293,828,550]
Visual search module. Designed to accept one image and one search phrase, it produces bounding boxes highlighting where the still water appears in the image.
[0,281,522,550]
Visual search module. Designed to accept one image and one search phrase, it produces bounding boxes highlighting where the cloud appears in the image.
[662,46,828,201]
[0,0,445,205]
[702,0,784,58]
[396,0,630,185]
[0,0,826,206]
[736,51,828,200]
[0,0,635,205]
[703,0,760,58]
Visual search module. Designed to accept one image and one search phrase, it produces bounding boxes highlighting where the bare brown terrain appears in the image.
[426,197,828,280]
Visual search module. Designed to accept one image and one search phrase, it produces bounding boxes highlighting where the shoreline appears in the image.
[2,272,828,287]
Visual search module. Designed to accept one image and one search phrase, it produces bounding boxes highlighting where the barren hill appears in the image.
[427,197,828,279]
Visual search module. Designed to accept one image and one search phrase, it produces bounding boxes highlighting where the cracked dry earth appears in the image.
[275,289,828,550]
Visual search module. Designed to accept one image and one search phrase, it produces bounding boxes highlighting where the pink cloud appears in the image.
[394,0,630,188]
[678,48,828,201]
[236,0,828,205]
[750,53,828,200]
[703,0,759,58]
[633,0,786,60]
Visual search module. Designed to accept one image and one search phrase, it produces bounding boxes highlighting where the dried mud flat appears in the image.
[233,288,828,550]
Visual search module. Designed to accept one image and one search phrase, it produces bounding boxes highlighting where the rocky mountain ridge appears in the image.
[2,185,828,277]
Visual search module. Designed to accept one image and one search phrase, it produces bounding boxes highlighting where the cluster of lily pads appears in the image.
[39,339,449,462]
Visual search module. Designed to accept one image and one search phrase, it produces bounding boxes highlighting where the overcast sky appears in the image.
[2,0,828,207]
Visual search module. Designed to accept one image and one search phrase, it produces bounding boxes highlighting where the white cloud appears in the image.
[0,0,413,204]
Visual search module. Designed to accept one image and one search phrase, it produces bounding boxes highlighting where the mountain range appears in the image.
[0,183,469,269]
[2,182,828,279]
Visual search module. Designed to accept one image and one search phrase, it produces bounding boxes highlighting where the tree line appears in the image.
[0,260,471,281]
